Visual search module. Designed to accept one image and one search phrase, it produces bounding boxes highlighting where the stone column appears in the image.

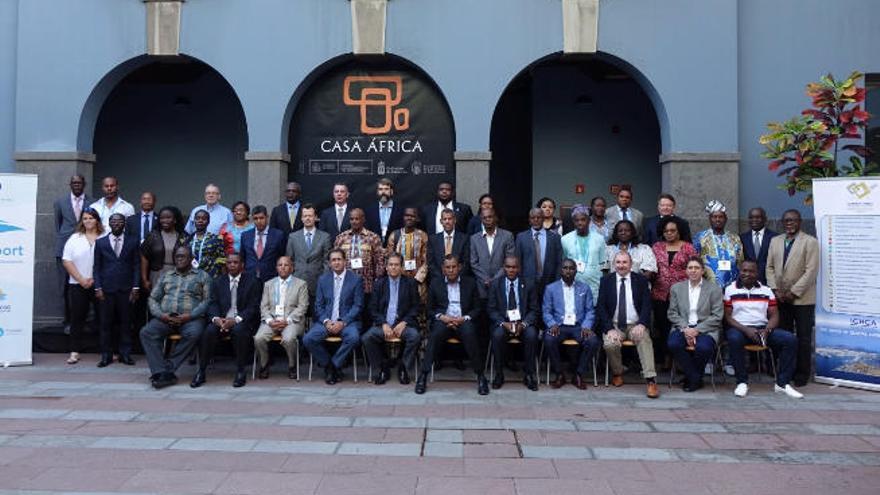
[660,152,740,233]
[562,0,599,54]
[351,0,387,55]
[14,152,96,329]
[144,0,184,56]
[454,151,491,211]
[245,152,289,209]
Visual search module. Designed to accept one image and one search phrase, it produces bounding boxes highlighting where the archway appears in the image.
[87,56,248,210]
[490,53,663,233]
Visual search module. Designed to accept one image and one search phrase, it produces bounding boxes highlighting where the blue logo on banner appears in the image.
[0,220,24,233]
[0,328,5,337]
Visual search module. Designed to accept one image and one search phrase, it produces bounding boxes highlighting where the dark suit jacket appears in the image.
[207,272,261,326]
[318,204,352,239]
[270,202,303,237]
[739,229,777,284]
[420,201,473,235]
[369,275,420,327]
[314,270,364,327]
[595,271,652,333]
[93,234,140,293]
[364,202,404,244]
[53,193,91,258]
[487,276,538,327]
[643,214,692,247]
[240,227,287,283]
[515,228,562,289]
[427,275,481,322]
[427,231,470,280]
[125,210,159,243]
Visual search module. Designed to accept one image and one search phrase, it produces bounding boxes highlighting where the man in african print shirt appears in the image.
[692,200,744,289]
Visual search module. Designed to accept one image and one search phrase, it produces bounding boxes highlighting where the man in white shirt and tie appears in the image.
[253,256,310,380]
[125,191,158,244]
[287,204,332,308]
[318,183,352,238]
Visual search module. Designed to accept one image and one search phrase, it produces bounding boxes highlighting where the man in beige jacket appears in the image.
[254,256,310,379]
[766,209,819,387]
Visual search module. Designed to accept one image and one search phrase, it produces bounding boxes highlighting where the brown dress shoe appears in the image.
[550,374,566,389]
[611,374,624,387]
[646,381,660,399]
[574,374,587,390]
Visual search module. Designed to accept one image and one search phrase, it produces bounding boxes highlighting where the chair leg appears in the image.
[769,348,778,384]
[294,339,300,381]
[308,353,313,382]
[484,340,493,380]
[252,350,257,380]
[604,358,610,387]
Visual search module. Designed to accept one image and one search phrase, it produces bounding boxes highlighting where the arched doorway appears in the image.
[285,55,455,212]
[491,54,662,233]
[88,56,248,210]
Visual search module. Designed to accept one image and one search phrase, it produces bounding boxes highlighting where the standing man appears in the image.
[253,256,310,380]
[54,174,91,331]
[516,207,563,298]
[420,181,473,235]
[362,253,421,385]
[561,205,606,298]
[93,213,140,367]
[303,249,364,384]
[241,205,286,283]
[125,191,159,244]
[184,183,233,235]
[766,209,819,387]
[740,207,777,284]
[286,204,332,306]
[427,208,470,280]
[597,251,659,398]
[364,178,404,244]
[90,176,135,229]
[487,256,539,391]
[605,188,643,233]
[542,259,598,389]
[693,200,744,289]
[270,181,303,236]
[334,208,385,298]
[191,253,261,388]
[642,193,691,246]
[140,245,212,389]
[385,207,429,299]
[470,208,515,301]
[318,182,352,238]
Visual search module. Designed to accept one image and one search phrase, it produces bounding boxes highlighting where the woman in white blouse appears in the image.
[61,208,104,364]
[604,219,657,277]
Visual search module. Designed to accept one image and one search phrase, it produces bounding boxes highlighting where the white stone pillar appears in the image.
[454,151,491,211]
[145,0,184,56]
[246,152,289,209]
[660,152,741,232]
[351,0,387,54]
[562,0,599,54]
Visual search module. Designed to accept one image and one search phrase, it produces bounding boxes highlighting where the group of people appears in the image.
[55,174,819,399]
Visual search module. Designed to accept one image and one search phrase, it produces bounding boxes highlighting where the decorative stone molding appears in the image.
[660,152,741,232]
[562,0,599,54]
[455,151,491,211]
[351,0,387,55]
[245,152,291,209]
[145,0,184,56]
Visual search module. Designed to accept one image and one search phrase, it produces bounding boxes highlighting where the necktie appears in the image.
[332,276,342,320]
[336,207,344,230]
[621,208,629,221]
[533,231,542,277]
[113,236,122,257]
[143,214,151,241]
[507,280,517,311]
[617,277,628,330]
[444,235,452,256]
[256,231,264,258]
[754,231,761,252]
[73,196,82,221]
[305,231,312,251]
[229,278,238,318]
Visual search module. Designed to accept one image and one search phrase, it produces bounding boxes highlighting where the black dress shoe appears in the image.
[258,364,270,379]
[153,372,177,390]
[683,380,703,393]
[325,365,338,385]
[233,369,247,388]
[288,367,298,380]
[524,374,538,391]
[398,366,411,385]
[414,372,428,394]
[491,373,505,390]
[372,369,387,385]
[190,369,206,388]
[573,374,587,390]
[477,374,490,395]
[118,355,135,365]
[96,355,112,368]
[550,373,566,389]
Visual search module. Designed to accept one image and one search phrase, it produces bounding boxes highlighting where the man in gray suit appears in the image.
[53,174,91,329]
[605,188,643,233]
[286,204,331,309]
[469,208,516,300]
[253,256,310,379]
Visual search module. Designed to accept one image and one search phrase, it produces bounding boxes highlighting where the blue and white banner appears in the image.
[0,173,37,366]
[813,178,880,391]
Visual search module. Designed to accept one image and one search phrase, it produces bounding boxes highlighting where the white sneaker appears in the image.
[704,363,714,375]
[775,384,804,399]
[734,383,749,397]
[723,364,735,376]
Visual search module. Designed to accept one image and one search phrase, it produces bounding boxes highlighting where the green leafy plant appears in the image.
[760,71,877,204]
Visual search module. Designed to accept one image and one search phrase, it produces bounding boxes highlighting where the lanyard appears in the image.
[191,233,206,261]
[350,235,361,258]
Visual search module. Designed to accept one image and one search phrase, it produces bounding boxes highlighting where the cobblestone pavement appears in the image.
[0,353,878,494]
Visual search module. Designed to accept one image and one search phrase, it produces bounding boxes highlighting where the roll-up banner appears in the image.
[813,177,880,390]
[0,173,37,366]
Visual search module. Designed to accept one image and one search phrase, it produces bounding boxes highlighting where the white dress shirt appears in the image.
[612,272,639,327]
[435,201,453,233]
[687,280,702,327]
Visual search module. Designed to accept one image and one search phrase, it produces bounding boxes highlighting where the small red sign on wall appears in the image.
[575,184,585,194]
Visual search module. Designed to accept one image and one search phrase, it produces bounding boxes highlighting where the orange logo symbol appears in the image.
[343,75,410,135]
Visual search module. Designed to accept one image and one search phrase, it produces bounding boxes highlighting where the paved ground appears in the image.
[0,353,878,494]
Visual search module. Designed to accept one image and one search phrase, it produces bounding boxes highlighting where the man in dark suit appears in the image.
[363,178,404,245]
[739,207,777,284]
[318,182,352,239]
[53,174,91,328]
[126,191,159,336]
[191,253,261,388]
[240,205,286,283]
[487,256,539,391]
[642,193,692,246]
[93,213,140,367]
[420,181,473,235]
[270,181,303,237]
[415,254,488,395]
[286,204,332,306]
[516,208,562,297]
[597,250,659,398]
[303,248,365,384]
[361,253,421,385]
[427,208,470,280]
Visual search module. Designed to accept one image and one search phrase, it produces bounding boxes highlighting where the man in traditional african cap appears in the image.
[561,204,606,299]
[692,200,744,289]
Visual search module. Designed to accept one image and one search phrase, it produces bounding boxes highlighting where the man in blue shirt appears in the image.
[185,183,233,235]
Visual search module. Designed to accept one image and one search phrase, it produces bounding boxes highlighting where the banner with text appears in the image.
[0,173,37,366]
[289,58,455,212]
[813,177,880,390]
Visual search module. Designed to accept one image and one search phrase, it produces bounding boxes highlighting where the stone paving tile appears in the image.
[61,409,140,421]
[280,415,353,427]
[462,429,515,444]
[520,445,591,459]
[723,421,810,434]
[89,436,177,450]
[651,421,727,433]
[593,447,678,461]
[462,458,557,479]
[382,428,425,443]
[252,440,338,455]
[514,477,615,495]
[0,409,69,419]
[427,418,503,429]
[136,412,211,423]
[353,416,425,428]
[777,434,879,453]
[6,435,96,448]
[501,419,574,431]
[700,432,788,450]
[170,437,258,452]
[574,420,652,432]
[859,436,880,449]
[423,442,463,458]
[463,443,520,458]
[280,454,378,474]
[807,423,880,435]
[337,442,421,457]
[425,429,461,443]
[216,472,323,495]
[316,473,418,495]
[120,468,227,494]
[416,476,515,495]
[22,467,138,492]
[0,447,38,467]
[0,466,42,489]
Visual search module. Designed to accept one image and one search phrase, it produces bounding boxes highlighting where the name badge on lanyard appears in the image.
[507,309,521,321]
[350,258,364,269]
[404,259,417,271]
[563,314,577,326]
[274,305,285,318]
[575,260,586,273]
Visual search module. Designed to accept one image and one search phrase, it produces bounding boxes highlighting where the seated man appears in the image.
[415,254,487,395]
[303,248,364,384]
[542,258,598,390]
[254,256,310,379]
[597,251,659,398]
[724,259,803,399]
[192,252,262,388]
[140,245,212,389]
[361,253,421,385]
[487,256,539,391]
